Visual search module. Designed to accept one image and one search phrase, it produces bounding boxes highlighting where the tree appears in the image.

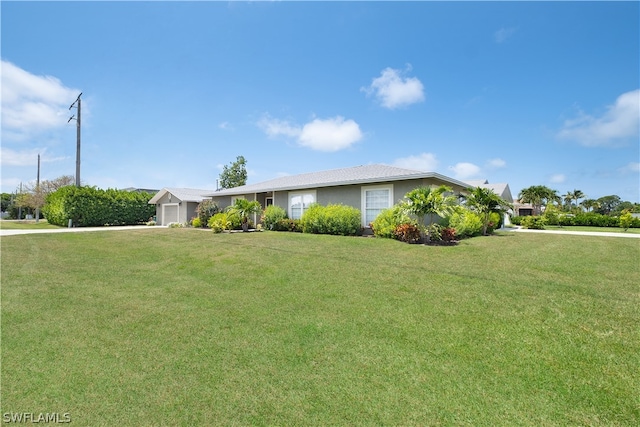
[561,192,573,211]
[402,185,457,243]
[464,187,512,235]
[570,189,585,211]
[581,199,599,212]
[219,156,247,189]
[518,185,559,215]
[225,198,262,231]
[595,195,621,215]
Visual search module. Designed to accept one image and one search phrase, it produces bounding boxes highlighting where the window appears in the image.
[362,185,393,226]
[289,191,316,220]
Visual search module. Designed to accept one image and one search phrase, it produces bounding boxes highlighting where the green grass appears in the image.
[0,219,61,230]
[545,225,640,234]
[2,230,639,426]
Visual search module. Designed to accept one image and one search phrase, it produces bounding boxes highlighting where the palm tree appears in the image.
[581,199,599,212]
[518,185,559,216]
[402,185,457,243]
[465,187,512,235]
[562,192,573,211]
[225,198,262,231]
[570,189,585,212]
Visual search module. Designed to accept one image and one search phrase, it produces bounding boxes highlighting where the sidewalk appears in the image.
[509,227,640,239]
[0,225,166,237]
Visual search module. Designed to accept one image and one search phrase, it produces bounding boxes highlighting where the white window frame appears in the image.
[361,184,393,227]
[288,190,316,220]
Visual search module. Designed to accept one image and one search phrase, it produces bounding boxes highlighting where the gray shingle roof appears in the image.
[206,164,470,197]
[149,188,213,204]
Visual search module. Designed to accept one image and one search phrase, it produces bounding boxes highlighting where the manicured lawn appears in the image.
[2,230,638,425]
[544,225,640,234]
[0,219,61,230]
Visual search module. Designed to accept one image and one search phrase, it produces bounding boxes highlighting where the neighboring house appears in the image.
[512,200,535,216]
[205,164,473,228]
[122,187,160,194]
[464,180,514,203]
[149,188,212,226]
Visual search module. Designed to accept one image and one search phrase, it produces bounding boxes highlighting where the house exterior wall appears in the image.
[209,177,470,227]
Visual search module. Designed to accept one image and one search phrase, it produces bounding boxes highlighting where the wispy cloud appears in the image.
[619,162,640,174]
[449,162,482,180]
[362,65,425,109]
[486,158,507,169]
[258,114,363,152]
[1,60,80,142]
[549,173,566,184]
[557,89,640,147]
[0,147,67,166]
[494,27,517,43]
[391,153,438,171]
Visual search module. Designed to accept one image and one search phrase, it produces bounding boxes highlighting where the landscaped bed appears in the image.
[1,229,638,425]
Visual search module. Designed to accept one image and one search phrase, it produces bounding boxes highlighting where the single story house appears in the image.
[149,188,212,226]
[205,164,477,228]
[464,180,513,204]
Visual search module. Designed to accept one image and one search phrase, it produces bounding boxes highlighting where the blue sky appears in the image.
[2,1,639,202]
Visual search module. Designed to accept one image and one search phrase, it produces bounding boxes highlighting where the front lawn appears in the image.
[1,230,638,425]
[544,225,640,234]
[0,219,61,230]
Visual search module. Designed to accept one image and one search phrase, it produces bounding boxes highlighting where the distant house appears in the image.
[464,180,514,204]
[149,188,211,226]
[205,164,475,228]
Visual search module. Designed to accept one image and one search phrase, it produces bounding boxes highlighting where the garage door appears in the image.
[162,204,179,225]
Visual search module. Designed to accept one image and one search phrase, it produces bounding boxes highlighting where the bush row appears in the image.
[512,212,640,229]
[43,186,155,227]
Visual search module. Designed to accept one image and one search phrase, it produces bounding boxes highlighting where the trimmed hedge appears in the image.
[300,203,362,236]
[511,213,640,229]
[43,186,155,227]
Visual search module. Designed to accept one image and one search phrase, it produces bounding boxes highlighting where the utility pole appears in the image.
[35,154,41,223]
[68,93,82,187]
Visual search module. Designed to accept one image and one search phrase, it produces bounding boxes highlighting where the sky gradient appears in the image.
[2,1,639,202]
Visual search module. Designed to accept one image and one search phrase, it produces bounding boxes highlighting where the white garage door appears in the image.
[162,204,179,226]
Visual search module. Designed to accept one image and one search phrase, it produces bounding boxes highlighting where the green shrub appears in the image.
[300,203,361,236]
[543,205,561,226]
[448,209,483,238]
[370,205,415,239]
[196,200,219,227]
[208,212,232,233]
[510,216,523,226]
[521,216,547,229]
[42,186,155,227]
[168,222,185,228]
[619,211,633,231]
[262,205,288,230]
[486,212,501,234]
[191,217,202,228]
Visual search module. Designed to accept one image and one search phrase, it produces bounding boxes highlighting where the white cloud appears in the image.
[557,89,640,146]
[258,114,362,152]
[549,174,566,184]
[257,115,301,139]
[392,153,438,171]
[486,158,507,169]
[1,60,80,141]
[494,27,517,43]
[218,121,233,130]
[0,147,67,166]
[449,162,482,180]
[619,162,640,174]
[362,65,425,109]
[299,117,363,152]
